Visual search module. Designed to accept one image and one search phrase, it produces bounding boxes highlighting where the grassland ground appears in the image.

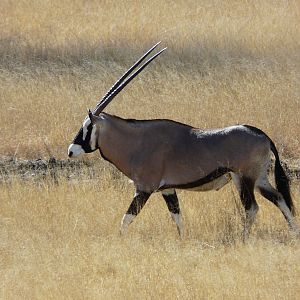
[1,1,300,159]
[1,168,300,299]
[1,0,300,299]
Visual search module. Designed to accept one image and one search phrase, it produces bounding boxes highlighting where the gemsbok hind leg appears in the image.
[120,191,151,234]
[256,176,298,232]
[161,189,184,237]
[233,174,258,240]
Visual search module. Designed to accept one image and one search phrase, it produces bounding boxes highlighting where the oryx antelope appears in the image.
[68,42,297,238]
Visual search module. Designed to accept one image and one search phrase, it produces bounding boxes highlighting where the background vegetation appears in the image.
[1,1,300,299]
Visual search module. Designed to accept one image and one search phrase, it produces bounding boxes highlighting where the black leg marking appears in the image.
[240,177,258,239]
[259,187,279,206]
[162,192,180,215]
[258,186,296,230]
[120,191,151,234]
[126,191,151,216]
[162,190,184,237]
[240,178,256,209]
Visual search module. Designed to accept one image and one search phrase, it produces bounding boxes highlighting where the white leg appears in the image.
[256,176,298,232]
[170,212,184,237]
[120,191,151,234]
[120,213,136,234]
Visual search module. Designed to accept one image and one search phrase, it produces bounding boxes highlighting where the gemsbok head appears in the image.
[68,42,297,239]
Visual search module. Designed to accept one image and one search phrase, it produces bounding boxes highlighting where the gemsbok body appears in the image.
[68,42,297,238]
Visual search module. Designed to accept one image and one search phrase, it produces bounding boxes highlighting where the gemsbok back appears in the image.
[68,42,297,239]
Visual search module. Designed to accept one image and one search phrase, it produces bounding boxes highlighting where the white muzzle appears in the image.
[68,144,85,158]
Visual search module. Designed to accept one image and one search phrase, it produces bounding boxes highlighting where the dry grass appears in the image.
[1,175,300,299]
[0,0,300,158]
[1,0,300,299]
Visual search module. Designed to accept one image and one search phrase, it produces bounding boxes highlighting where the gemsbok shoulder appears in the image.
[68,42,297,239]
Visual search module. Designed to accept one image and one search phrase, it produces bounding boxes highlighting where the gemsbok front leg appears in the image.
[120,191,151,234]
[162,189,184,237]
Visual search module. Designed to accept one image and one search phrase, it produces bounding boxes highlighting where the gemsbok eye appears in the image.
[68,42,297,239]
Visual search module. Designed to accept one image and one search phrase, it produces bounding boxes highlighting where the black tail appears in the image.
[270,141,295,216]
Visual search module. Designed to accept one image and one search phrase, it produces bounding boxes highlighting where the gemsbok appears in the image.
[68,42,297,238]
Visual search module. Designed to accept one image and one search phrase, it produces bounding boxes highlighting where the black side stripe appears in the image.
[159,167,231,190]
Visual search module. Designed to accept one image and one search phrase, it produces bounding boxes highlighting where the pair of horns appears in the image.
[92,42,166,116]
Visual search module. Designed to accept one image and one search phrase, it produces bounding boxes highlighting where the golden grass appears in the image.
[1,0,300,299]
[0,0,300,158]
[1,175,300,299]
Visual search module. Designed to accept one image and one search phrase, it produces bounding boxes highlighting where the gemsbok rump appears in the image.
[68,42,297,238]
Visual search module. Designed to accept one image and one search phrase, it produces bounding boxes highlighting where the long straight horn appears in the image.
[93,46,166,115]
[94,42,161,113]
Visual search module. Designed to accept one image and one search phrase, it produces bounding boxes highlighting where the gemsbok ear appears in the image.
[88,109,99,125]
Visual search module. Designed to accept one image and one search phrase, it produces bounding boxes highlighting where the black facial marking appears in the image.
[72,123,96,153]
[159,167,231,190]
